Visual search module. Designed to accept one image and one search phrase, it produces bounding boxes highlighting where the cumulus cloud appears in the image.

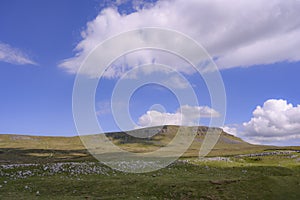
[0,42,37,65]
[60,0,300,78]
[137,105,220,127]
[242,99,300,143]
[221,125,239,137]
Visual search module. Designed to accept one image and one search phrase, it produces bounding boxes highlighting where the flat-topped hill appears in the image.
[1,125,299,163]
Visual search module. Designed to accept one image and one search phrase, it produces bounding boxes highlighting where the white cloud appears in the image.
[137,105,220,127]
[221,125,239,137]
[60,0,300,78]
[0,42,37,65]
[162,75,190,89]
[237,99,300,144]
[96,101,111,115]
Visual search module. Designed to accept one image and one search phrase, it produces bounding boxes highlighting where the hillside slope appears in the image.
[0,125,297,163]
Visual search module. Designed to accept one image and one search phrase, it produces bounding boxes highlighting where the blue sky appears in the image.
[0,0,300,146]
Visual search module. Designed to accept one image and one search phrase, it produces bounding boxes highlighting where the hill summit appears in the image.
[0,125,279,164]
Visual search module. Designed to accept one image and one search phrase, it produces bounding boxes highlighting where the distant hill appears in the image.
[0,125,299,164]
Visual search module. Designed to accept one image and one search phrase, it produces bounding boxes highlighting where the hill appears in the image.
[0,125,299,164]
[1,126,300,199]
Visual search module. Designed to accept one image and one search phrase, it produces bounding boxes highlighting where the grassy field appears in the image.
[1,126,300,199]
[1,158,300,199]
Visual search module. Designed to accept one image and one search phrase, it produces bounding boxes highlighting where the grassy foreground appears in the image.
[1,126,300,199]
[1,156,300,200]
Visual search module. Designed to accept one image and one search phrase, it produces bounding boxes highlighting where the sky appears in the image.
[0,0,300,146]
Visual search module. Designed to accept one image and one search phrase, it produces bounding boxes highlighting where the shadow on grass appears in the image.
[0,148,95,164]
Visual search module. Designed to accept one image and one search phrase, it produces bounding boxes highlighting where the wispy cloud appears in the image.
[0,42,37,65]
[96,101,112,116]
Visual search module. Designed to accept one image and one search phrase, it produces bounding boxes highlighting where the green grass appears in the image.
[1,160,300,199]
[1,126,300,199]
